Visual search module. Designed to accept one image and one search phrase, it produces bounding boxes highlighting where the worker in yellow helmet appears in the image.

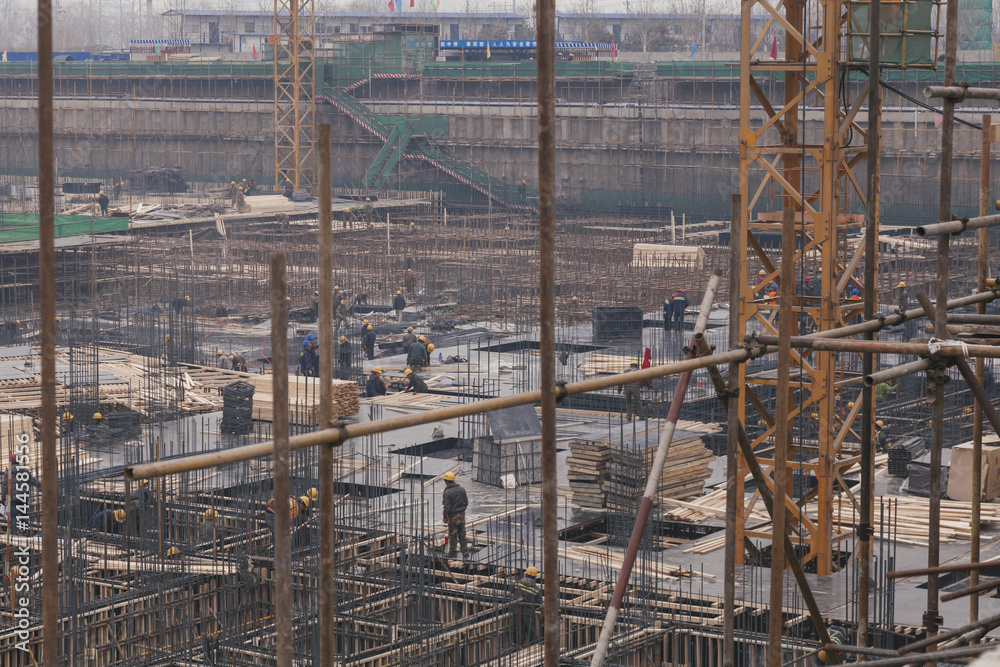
[366,367,387,397]
[402,367,427,394]
[441,471,469,560]
[90,507,127,533]
[165,546,182,558]
[338,335,351,370]
[401,326,417,349]
[362,324,377,360]
[97,190,109,216]
[515,566,542,644]
[393,290,406,323]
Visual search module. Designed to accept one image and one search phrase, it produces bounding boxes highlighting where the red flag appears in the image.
[252,44,257,59]
[410,0,414,7]
[611,41,617,57]
[387,0,394,10]
[770,35,777,59]
[640,348,652,387]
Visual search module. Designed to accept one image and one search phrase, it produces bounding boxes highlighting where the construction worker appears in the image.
[366,367,387,397]
[215,350,227,368]
[402,368,427,394]
[441,472,469,559]
[60,411,74,435]
[401,326,417,350]
[338,335,351,368]
[299,340,318,377]
[199,508,223,545]
[362,324,377,360]
[283,181,294,199]
[364,197,374,222]
[97,190,110,216]
[332,285,342,307]
[228,181,238,204]
[112,180,123,199]
[264,496,302,543]
[93,411,104,426]
[408,336,429,371]
[663,294,674,331]
[235,187,247,213]
[90,508,127,534]
[335,299,349,330]
[229,353,248,372]
[515,566,542,645]
[754,269,768,299]
[670,289,689,331]
[874,420,889,452]
[819,625,847,664]
[393,290,406,323]
[875,381,898,402]
[617,361,647,422]
[404,268,416,293]
[247,178,257,195]
[165,546,182,559]
[518,179,526,200]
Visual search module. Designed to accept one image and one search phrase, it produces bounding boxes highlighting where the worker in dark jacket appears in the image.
[229,353,248,372]
[402,368,427,393]
[671,289,689,331]
[401,326,417,350]
[663,295,673,331]
[335,300,349,330]
[338,335,351,368]
[408,336,429,371]
[365,367,387,397]
[515,566,542,645]
[90,508,126,534]
[393,290,406,323]
[617,361,647,421]
[97,190,110,216]
[362,324,377,360]
[299,340,317,377]
[441,472,469,559]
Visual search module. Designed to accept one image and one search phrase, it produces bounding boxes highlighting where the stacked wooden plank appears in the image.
[566,438,610,508]
[606,431,713,510]
[248,374,359,423]
[577,354,657,376]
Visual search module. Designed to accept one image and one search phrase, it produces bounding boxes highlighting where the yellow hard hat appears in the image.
[216,349,224,355]
[571,296,578,301]
[897,281,906,288]
[410,222,415,227]
[307,487,318,502]
[810,413,819,419]
[369,222,375,227]
[93,412,103,420]
[875,420,884,428]
[418,335,428,343]
[522,179,526,184]
[298,495,310,508]
[426,343,435,353]
[525,566,538,577]
[964,406,973,415]
[758,269,767,275]
[338,336,347,344]
[366,325,373,330]
[62,412,72,420]
[113,509,126,522]
[335,285,340,290]
[166,547,181,557]
[365,198,370,202]
[119,182,124,186]
[397,290,401,294]
[164,334,171,341]
[99,328,104,332]
[204,509,218,520]
[404,368,412,376]
[354,293,359,298]
[363,319,369,325]
[443,471,456,482]
[847,402,854,409]
[407,326,413,332]
[504,226,510,231]
[285,296,291,301]
[372,367,382,374]
[184,295,190,301]
[231,181,236,185]
[238,187,243,191]
[99,190,104,195]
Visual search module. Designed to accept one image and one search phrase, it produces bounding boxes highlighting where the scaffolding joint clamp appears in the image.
[856,523,874,540]
[719,387,739,399]
[922,610,944,628]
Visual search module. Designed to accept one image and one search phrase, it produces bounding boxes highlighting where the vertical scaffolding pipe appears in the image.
[768,208,795,664]
[589,272,722,667]
[317,124,334,666]
[859,0,881,651]
[926,0,959,649]
[723,194,741,667]
[38,0,57,660]
[535,0,558,661]
[270,253,292,667]
[971,114,991,625]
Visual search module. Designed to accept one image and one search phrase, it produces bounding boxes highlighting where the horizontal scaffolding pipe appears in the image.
[126,344,770,480]
[916,213,1000,237]
[946,313,1000,325]
[751,335,1000,360]
[888,558,1000,579]
[865,359,933,386]
[835,643,995,666]
[924,85,1000,101]
[897,611,1000,655]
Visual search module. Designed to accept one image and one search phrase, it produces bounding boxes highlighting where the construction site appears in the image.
[4,0,1000,665]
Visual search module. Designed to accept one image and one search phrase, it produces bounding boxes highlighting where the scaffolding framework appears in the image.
[273,0,316,194]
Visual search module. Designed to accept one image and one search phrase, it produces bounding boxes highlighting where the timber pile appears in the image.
[566,438,609,508]
[606,431,713,510]
[242,195,302,215]
[248,374,359,423]
[577,354,661,376]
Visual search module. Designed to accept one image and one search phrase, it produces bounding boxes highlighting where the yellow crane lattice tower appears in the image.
[735,0,876,575]
[273,0,316,194]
